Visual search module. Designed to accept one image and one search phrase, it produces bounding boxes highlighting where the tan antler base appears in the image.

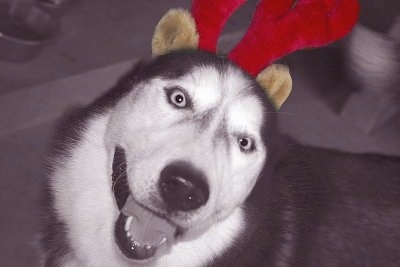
[256,64,292,109]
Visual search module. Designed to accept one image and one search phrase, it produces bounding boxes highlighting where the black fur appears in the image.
[41,50,400,266]
[210,139,400,267]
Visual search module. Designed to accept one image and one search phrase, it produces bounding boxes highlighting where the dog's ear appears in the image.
[152,9,199,56]
[256,64,292,109]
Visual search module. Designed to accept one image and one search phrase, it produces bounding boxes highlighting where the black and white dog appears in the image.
[40,50,400,266]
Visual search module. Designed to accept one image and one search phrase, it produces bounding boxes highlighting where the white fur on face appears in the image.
[52,114,128,266]
[52,64,267,266]
[106,65,267,226]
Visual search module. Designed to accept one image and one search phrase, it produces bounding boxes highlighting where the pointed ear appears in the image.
[152,9,199,56]
[256,64,292,109]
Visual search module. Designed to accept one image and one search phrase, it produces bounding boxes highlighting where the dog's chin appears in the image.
[114,196,181,263]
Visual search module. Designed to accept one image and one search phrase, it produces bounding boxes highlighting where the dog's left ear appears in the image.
[152,9,199,56]
[256,64,292,110]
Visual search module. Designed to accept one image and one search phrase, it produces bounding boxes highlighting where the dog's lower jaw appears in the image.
[157,206,245,267]
[113,204,245,267]
[114,213,165,263]
[114,196,178,263]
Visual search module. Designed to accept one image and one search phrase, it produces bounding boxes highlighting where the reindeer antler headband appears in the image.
[152,0,359,108]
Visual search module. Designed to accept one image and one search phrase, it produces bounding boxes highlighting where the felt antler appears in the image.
[192,0,246,52]
[152,0,359,109]
[227,0,360,76]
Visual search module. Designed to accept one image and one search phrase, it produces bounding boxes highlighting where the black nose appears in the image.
[159,161,209,212]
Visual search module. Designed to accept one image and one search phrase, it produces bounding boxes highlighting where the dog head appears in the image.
[104,50,280,264]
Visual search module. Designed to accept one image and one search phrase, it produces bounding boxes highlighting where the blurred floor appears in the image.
[0,0,189,95]
[0,0,256,95]
[0,1,399,266]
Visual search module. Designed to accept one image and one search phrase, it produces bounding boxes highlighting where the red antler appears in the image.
[228,0,360,76]
[192,0,246,52]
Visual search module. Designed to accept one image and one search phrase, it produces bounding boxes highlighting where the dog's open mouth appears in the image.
[112,147,177,262]
[114,196,177,261]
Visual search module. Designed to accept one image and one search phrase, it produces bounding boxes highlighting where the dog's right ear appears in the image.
[152,9,199,56]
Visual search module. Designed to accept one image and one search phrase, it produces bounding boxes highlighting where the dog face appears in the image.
[108,64,265,215]
[102,51,276,264]
[50,51,277,266]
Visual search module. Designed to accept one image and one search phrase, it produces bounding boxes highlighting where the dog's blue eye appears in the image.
[166,87,189,109]
[238,137,255,152]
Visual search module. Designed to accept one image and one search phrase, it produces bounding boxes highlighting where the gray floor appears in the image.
[0,1,399,266]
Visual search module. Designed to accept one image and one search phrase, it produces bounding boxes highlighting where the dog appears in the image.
[40,50,400,266]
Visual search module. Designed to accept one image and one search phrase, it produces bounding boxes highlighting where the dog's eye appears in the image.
[166,87,190,109]
[238,137,255,153]
[171,91,186,107]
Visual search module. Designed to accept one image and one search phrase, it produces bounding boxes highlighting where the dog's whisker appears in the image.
[112,172,128,192]
[114,160,127,170]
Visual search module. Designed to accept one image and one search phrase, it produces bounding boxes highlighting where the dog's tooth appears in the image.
[126,231,131,238]
[158,237,167,246]
[145,245,152,250]
[125,216,133,232]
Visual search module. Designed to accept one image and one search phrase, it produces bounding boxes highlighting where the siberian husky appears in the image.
[41,50,400,266]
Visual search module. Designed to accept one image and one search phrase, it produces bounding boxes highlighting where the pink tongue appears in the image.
[122,196,176,248]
